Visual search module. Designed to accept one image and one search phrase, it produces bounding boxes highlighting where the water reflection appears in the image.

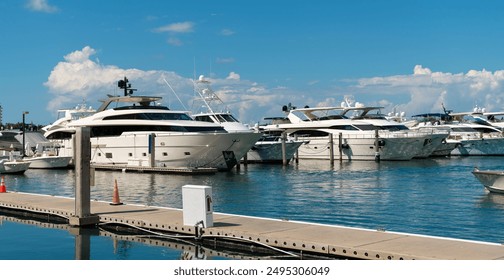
[3,156,504,249]
[0,212,300,260]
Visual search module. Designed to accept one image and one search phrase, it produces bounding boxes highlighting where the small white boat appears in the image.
[0,148,31,174]
[23,152,72,169]
[15,132,72,169]
[0,159,31,174]
[472,167,504,193]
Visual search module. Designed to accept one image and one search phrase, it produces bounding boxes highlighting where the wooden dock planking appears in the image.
[1,191,504,260]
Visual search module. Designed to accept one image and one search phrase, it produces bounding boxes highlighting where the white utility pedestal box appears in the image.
[182,185,213,228]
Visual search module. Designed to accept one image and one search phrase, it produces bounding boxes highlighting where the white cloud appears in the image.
[220,29,235,36]
[46,48,504,125]
[153,21,195,33]
[63,46,96,63]
[43,47,295,124]
[226,72,240,80]
[353,65,504,116]
[25,0,58,13]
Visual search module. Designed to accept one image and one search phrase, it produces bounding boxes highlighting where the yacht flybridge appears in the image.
[45,77,261,171]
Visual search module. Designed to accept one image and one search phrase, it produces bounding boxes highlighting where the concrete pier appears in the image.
[1,191,504,260]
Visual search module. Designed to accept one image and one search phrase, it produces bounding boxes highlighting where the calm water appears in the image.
[1,156,504,259]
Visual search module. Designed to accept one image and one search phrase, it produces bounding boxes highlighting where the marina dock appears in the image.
[1,191,504,260]
[91,164,217,174]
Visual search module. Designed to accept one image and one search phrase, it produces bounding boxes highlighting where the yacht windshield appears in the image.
[216,114,239,122]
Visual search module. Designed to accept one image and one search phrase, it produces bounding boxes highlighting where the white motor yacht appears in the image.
[263,101,446,161]
[46,77,261,171]
[41,102,97,166]
[190,75,304,163]
[410,111,504,156]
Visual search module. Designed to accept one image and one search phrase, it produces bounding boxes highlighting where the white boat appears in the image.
[0,147,31,174]
[41,102,97,166]
[42,102,96,132]
[23,143,72,169]
[450,105,504,131]
[264,100,446,161]
[190,75,304,164]
[14,132,72,169]
[472,167,504,193]
[410,111,504,156]
[46,77,261,171]
[0,159,31,174]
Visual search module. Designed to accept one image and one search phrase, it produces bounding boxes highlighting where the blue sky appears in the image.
[2,0,504,126]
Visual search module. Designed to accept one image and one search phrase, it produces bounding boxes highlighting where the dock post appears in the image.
[294,135,299,164]
[149,133,156,168]
[374,129,381,162]
[338,133,343,162]
[329,133,334,165]
[281,131,287,165]
[69,126,100,227]
[243,153,248,166]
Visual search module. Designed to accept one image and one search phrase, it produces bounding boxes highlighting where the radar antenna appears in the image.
[117,77,137,96]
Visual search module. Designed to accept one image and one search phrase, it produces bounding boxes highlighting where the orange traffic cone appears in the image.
[110,179,123,205]
[0,176,6,193]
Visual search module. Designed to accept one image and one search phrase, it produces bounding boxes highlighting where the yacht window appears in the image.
[45,131,74,140]
[105,153,112,158]
[352,124,377,131]
[472,127,501,133]
[90,125,225,137]
[328,125,359,130]
[216,115,227,122]
[318,115,346,120]
[103,113,193,121]
[194,115,215,123]
[451,127,477,133]
[219,114,239,122]
[375,125,409,131]
[290,130,329,137]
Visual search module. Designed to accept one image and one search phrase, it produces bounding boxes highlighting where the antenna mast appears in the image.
[117,77,137,96]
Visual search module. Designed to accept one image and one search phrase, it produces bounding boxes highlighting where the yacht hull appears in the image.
[451,138,504,156]
[89,132,261,171]
[24,156,72,169]
[245,140,305,163]
[0,160,31,174]
[430,141,460,157]
[294,133,427,161]
[472,168,504,193]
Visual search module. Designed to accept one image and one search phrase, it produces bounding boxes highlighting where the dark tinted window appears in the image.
[103,113,193,121]
[91,125,225,137]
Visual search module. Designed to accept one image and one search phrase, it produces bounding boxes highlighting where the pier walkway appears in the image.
[1,191,504,260]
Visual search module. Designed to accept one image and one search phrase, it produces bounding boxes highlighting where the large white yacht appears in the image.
[410,111,504,156]
[263,101,446,161]
[44,77,261,171]
[190,75,304,163]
